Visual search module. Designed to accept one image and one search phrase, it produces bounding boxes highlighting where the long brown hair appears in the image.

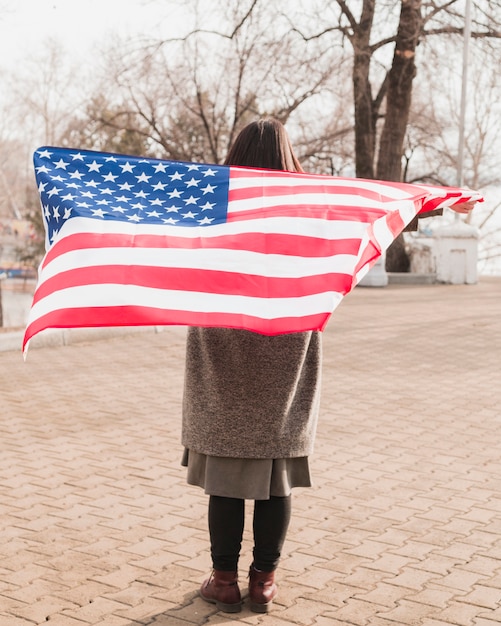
[224,118,304,173]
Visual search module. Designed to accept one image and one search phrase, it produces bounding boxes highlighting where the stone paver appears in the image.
[0,277,500,625]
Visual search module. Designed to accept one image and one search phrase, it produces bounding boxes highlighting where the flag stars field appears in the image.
[33,147,231,239]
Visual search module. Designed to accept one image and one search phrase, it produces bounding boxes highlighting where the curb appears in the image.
[0,325,174,354]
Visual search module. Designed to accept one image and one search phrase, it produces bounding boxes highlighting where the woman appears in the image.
[181,118,477,614]
[181,118,316,613]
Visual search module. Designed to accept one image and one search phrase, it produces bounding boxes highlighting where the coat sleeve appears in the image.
[404,208,444,232]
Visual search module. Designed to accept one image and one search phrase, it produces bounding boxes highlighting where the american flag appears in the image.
[23,146,481,353]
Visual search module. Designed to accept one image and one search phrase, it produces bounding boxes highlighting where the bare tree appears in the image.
[80,0,350,166]
[3,0,501,281]
[291,0,500,269]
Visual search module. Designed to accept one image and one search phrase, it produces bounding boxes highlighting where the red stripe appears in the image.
[23,306,330,350]
[353,240,380,279]
[229,166,412,188]
[419,196,449,213]
[385,210,406,237]
[228,183,416,204]
[41,231,363,268]
[226,203,386,222]
[32,265,355,304]
[229,167,315,180]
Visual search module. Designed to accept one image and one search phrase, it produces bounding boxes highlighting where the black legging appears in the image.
[208,494,292,572]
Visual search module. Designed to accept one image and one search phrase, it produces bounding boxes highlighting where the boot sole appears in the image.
[250,600,273,613]
[215,600,242,613]
[200,593,242,613]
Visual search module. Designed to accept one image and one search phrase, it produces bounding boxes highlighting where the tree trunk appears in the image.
[377,0,422,182]
[377,0,422,272]
[352,1,377,179]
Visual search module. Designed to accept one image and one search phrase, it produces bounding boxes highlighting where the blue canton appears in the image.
[34,147,230,243]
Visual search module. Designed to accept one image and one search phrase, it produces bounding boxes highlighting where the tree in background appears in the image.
[291,0,501,269]
[0,0,500,278]
[90,0,348,167]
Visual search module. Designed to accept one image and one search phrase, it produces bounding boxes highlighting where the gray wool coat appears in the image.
[182,327,322,459]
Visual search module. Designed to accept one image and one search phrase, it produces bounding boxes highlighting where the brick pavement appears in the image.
[0,277,500,625]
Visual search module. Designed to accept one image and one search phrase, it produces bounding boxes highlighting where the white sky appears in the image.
[0,0,184,70]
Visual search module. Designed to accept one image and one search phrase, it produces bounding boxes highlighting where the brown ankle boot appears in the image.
[200,569,242,612]
[248,565,278,613]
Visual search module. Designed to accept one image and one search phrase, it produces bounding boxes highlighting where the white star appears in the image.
[100,187,113,195]
[134,190,149,198]
[127,213,143,222]
[35,165,50,174]
[76,201,91,208]
[187,164,200,171]
[200,201,215,211]
[61,193,76,201]
[37,149,53,159]
[63,207,72,219]
[203,168,217,177]
[67,183,81,189]
[152,181,167,191]
[163,217,179,224]
[70,152,85,160]
[103,172,118,182]
[70,170,84,179]
[153,162,168,173]
[150,198,165,206]
[87,160,103,172]
[201,184,216,194]
[52,205,60,220]
[198,216,214,225]
[52,175,65,182]
[115,195,131,202]
[38,182,47,192]
[81,191,97,198]
[136,172,151,183]
[84,180,100,188]
[147,210,161,218]
[91,208,107,218]
[186,177,201,187]
[54,159,70,169]
[118,182,133,191]
[47,186,61,198]
[165,205,181,213]
[184,195,199,205]
[111,206,127,213]
[168,188,182,199]
[131,202,146,210]
[169,171,184,181]
[120,161,135,173]
[105,156,118,162]
[96,199,111,206]
[182,210,197,219]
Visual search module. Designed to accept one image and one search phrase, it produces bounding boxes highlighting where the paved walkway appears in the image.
[1,278,500,625]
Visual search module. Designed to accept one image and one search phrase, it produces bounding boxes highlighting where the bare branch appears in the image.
[335,0,359,32]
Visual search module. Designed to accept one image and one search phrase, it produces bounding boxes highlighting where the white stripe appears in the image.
[397,202,420,225]
[27,284,344,322]
[39,246,360,282]
[228,192,397,214]
[372,218,394,251]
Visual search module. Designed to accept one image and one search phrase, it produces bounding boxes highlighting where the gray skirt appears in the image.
[181,449,312,500]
